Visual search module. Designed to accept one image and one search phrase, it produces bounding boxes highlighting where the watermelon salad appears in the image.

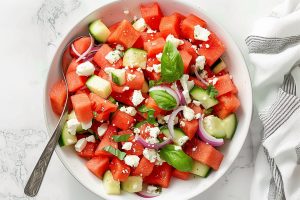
[49,2,240,197]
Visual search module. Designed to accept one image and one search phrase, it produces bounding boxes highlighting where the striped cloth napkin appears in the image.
[247,0,300,199]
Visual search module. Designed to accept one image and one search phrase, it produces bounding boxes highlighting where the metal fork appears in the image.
[24,44,72,197]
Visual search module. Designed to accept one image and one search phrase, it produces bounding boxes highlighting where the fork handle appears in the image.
[24,114,66,197]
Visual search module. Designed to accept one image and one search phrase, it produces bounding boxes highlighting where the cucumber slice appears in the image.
[111,69,126,86]
[190,86,218,109]
[59,123,78,147]
[190,160,211,177]
[161,127,189,146]
[121,176,143,193]
[89,19,111,43]
[123,48,147,69]
[203,115,226,138]
[103,170,120,195]
[68,110,83,132]
[211,58,226,74]
[86,75,112,99]
[222,113,238,139]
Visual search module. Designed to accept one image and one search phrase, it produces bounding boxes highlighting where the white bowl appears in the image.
[44,0,252,199]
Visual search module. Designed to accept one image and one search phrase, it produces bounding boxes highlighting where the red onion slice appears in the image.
[137,136,171,150]
[194,67,209,86]
[76,34,94,62]
[173,84,186,105]
[167,106,184,138]
[136,191,159,198]
[71,34,95,63]
[149,86,180,107]
[197,118,224,147]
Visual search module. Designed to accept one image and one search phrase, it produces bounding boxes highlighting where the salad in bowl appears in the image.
[48,1,242,198]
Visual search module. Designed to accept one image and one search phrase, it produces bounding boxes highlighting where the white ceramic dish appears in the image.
[44,0,252,199]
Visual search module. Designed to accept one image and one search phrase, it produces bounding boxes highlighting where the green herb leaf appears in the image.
[112,73,121,85]
[138,105,156,124]
[108,96,116,104]
[149,80,163,88]
[161,41,184,83]
[149,90,177,111]
[93,111,98,118]
[112,134,131,142]
[103,146,126,160]
[204,107,213,115]
[207,85,218,98]
[134,120,148,128]
[159,144,193,172]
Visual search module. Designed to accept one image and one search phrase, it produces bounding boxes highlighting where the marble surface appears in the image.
[0,0,283,199]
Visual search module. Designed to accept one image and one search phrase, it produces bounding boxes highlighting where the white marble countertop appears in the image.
[0,0,282,199]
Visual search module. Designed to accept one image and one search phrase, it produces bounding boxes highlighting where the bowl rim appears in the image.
[43,0,253,199]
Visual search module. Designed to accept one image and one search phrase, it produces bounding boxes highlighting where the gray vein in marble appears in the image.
[36,0,81,46]
[0,129,47,200]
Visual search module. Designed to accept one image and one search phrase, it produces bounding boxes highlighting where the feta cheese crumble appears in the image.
[146,27,157,33]
[124,155,140,167]
[81,120,92,130]
[75,138,87,152]
[183,106,195,121]
[116,44,124,51]
[143,148,158,163]
[193,100,201,106]
[194,25,211,41]
[104,67,115,74]
[76,61,95,76]
[208,77,219,85]
[153,64,161,73]
[120,106,137,116]
[178,136,189,146]
[105,50,121,64]
[195,56,206,70]
[147,185,161,195]
[156,53,162,62]
[166,34,184,48]
[146,127,160,137]
[97,123,108,137]
[123,86,130,91]
[86,135,96,143]
[133,128,141,134]
[132,90,145,106]
[127,73,136,81]
[67,119,80,135]
[133,18,148,32]
[180,120,186,127]
[122,142,133,151]
[195,113,202,119]
[205,44,210,48]
[174,145,182,150]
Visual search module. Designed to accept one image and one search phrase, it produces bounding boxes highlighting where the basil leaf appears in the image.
[159,144,193,172]
[149,80,163,88]
[103,146,126,160]
[138,105,156,124]
[134,120,148,128]
[161,41,184,83]
[112,134,131,142]
[149,90,177,111]
[112,73,121,85]
[207,85,218,98]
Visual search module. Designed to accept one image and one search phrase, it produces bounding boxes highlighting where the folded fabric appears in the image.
[246,0,300,199]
